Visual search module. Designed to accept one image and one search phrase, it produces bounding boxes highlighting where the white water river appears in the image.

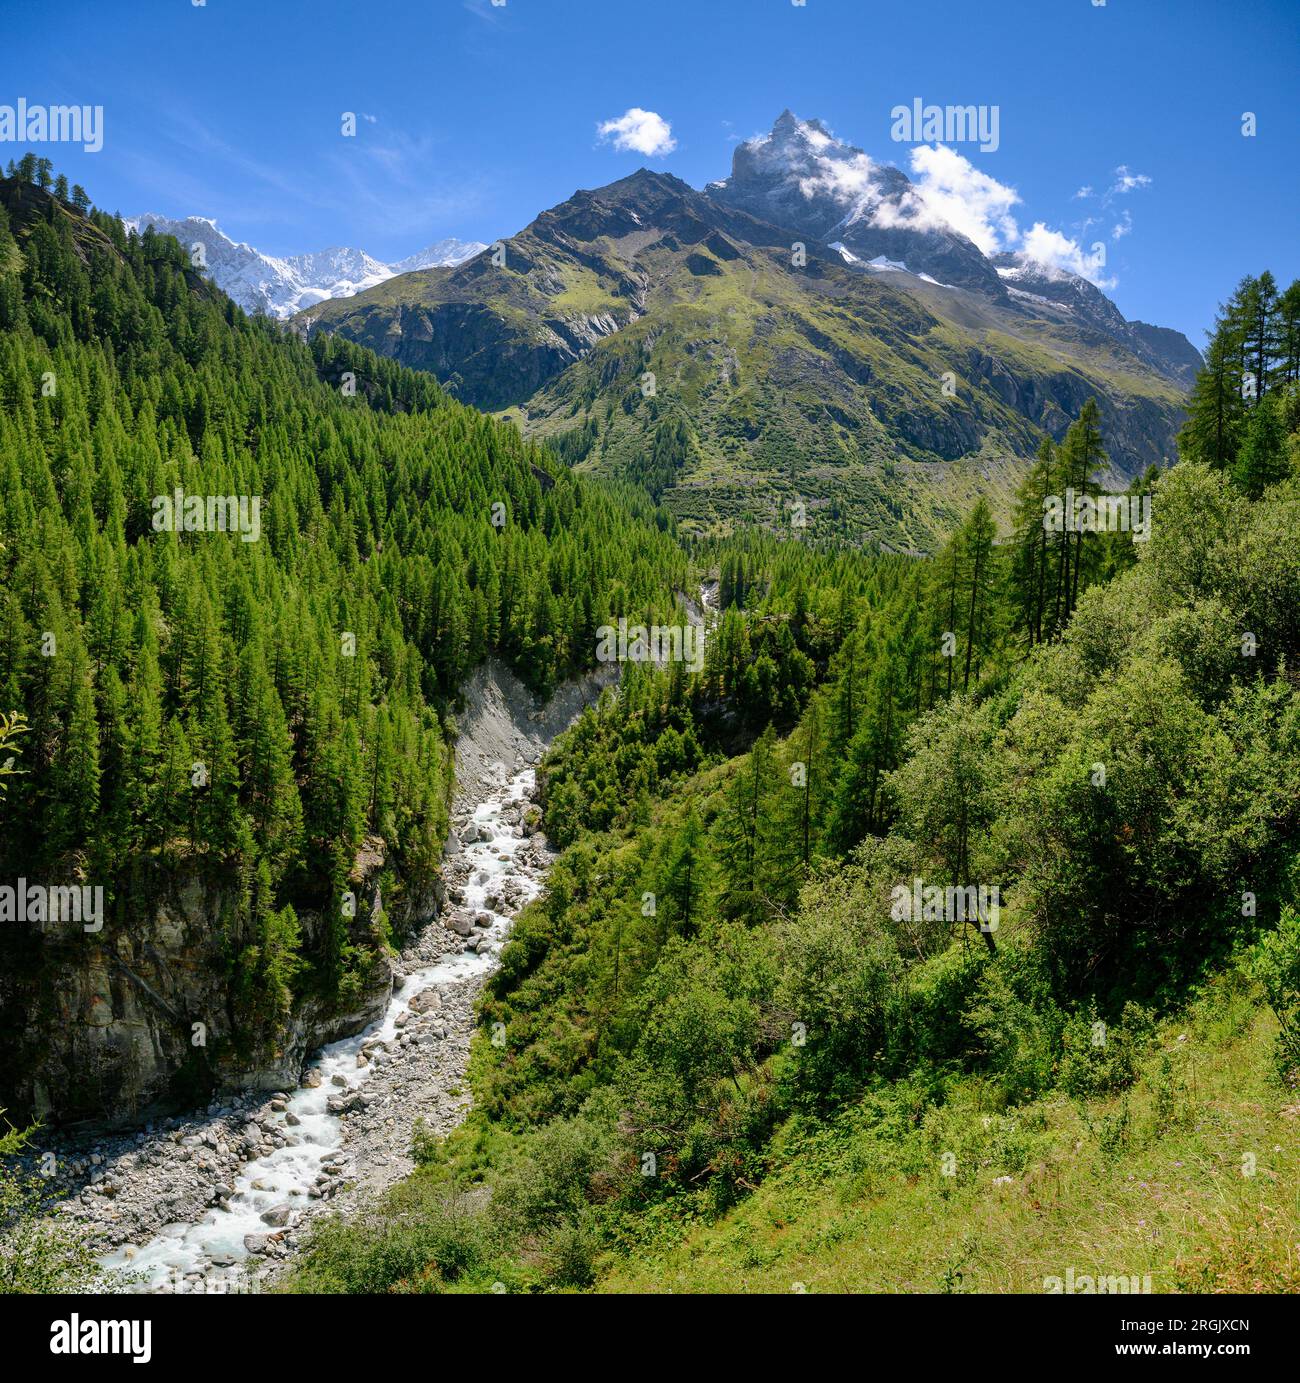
[101,766,541,1293]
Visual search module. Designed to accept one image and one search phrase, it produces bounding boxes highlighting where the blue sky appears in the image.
[3,0,1297,342]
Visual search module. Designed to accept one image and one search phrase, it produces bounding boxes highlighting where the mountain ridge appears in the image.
[125,212,486,319]
[297,113,1200,548]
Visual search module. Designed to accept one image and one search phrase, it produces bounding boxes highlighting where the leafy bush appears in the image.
[1246,907,1300,1086]
[0,1120,107,1293]
[1057,1000,1149,1099]
[287,1193,491,1294]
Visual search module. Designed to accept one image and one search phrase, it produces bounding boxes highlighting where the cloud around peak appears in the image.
[881,142,1022,257]
[741,112,1127,289]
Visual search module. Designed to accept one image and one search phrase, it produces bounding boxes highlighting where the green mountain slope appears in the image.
[300,125,1195,551]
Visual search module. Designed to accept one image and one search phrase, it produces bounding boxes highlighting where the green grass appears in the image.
[597,969,1300,1294]
[280,959,1300,1295]
[550,269,625,318]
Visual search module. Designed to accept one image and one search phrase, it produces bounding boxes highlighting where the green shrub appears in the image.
[1058,1000,1148,1098]
[288,1194,490,1294]
[1245,907,1300,1087]
[963,963,1058,1104]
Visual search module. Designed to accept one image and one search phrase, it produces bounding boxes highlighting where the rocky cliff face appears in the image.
[332,298,630,413]
[1,845,441,1131]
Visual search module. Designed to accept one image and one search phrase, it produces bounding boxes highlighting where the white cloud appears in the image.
[1020,222,1115,288]
[884,143,1022,255]
[841,141,1107,283]
[1072,185,1093,199]
[1109,165,1151,195]
[597,108,676,158]
[462,0,507,23]
[799,149,879,206]
[889,147,1133,286]
[742,117,1129,290]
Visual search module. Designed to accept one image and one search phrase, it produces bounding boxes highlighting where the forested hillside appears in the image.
[1,154,1297,1298]
[286,300,1300,1291]
[0,168,687,1118]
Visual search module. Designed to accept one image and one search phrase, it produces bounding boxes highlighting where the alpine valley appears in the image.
[2,18,1299,1308]
[299,112,1201,550]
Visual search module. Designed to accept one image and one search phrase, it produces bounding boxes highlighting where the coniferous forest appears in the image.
[2,0,1300,1340]
[0,173,688,1080]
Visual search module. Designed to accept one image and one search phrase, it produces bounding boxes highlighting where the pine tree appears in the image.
[1179,313,1242,469]
[1240,271,1281,399]
[1010,437,1060,647]
[1057,399,1106,625]
[659,802,710,940]
[828,655,900,851]
[959,498,997,692]
[52,662,99,849]
[717,726,778,922]
[1233,394,1290,497]
[1279,280,1300,387]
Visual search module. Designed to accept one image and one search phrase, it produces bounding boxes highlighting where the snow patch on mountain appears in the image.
[124,214,486,319]
[389,240,489,276]
[715,112,1200,385]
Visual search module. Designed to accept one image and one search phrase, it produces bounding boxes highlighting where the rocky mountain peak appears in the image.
[711,111,1004,297]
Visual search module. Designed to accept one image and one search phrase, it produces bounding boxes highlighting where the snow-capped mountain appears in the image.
[991,252,1203,387]
[389,240,488,276]
[124,214,486,319]
[710,109,1005,296]
[300,110,1203,513]
[710,112,1200,386]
